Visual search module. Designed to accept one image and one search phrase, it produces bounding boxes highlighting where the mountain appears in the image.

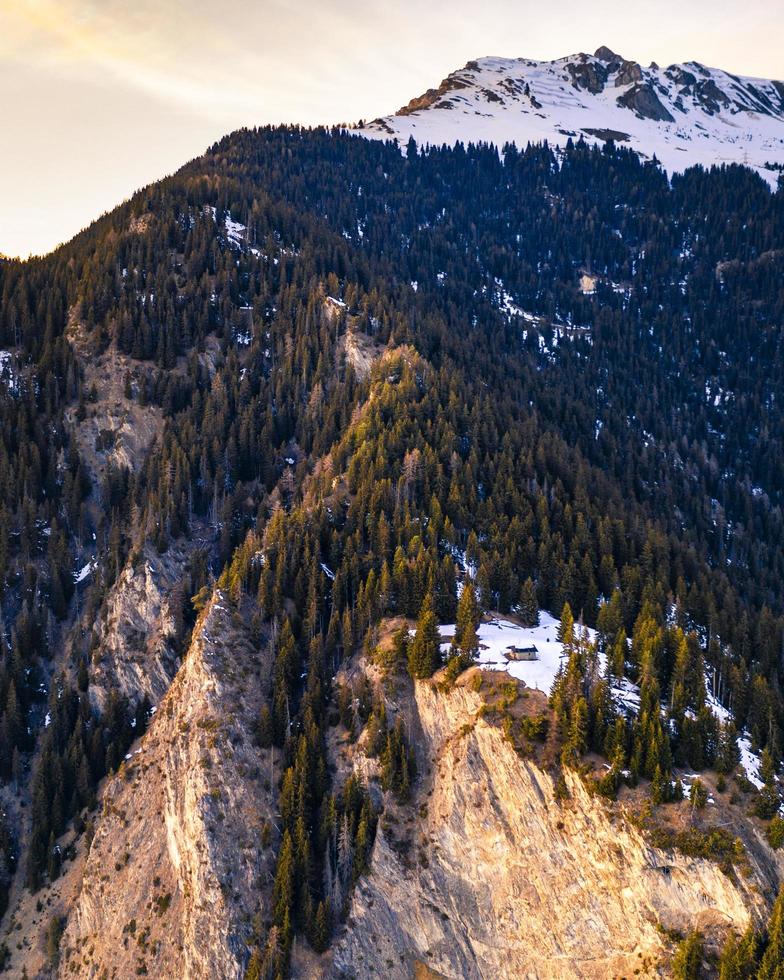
[360,47,784,186]
[1,62,784,978]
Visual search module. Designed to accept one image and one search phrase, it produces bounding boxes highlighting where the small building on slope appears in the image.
[504,644,538,662]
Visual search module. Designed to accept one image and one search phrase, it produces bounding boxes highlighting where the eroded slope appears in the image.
[330,677,772,979]
[59,593,277,979]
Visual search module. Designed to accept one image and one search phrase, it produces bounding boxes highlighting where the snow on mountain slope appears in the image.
[359,47,784,187]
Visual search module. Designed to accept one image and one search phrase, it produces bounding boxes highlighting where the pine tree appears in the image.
[558,602,575,650]
[272,830,295,930]
[716,721,740,774]
[758,887,784,979]
[244,949,263,980]
[455,582,480,658]
[673,930,703,979]
[561,696,588,767]
[610,629,627,680]
[408,598,441,679]
[760,749,776,786]
[311,899,330,953]
[651,765,668,804]
[518,578,539,627]
[754,750,781,820]
[258,705,274,748]
[689,779,708,810]
[337,812,353,887]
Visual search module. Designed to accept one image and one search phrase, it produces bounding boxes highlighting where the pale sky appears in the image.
[1,0,782,258]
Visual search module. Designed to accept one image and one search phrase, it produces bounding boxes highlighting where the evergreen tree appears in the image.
[408,599,442,679]
[518,578,539,627]
[673,931,704,980]
[557,603,575,648]
[758,888,784,979]
[454,582,480,659]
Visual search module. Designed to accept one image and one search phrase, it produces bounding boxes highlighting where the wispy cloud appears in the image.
[5,1,269,118]
[2,0,440,123]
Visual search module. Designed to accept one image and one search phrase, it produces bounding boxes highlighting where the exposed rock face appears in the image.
[567,60,609,94]
[615,60,643,88]
[340,330,385,382]
[330,680,769,980]
[664,66,734,115]
[617,82,675,122]
[87,543,190,713]
[594,46,622,63]
[60,594,276,979]
[582,127,631,143]
[65,309,164,486]
[396,69,472,116]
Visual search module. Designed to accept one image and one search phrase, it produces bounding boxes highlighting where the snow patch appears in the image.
[74,559,98,584]
[737,736,765,790]
[0,351,19,393]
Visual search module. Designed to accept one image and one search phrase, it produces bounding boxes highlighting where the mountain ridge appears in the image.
[359,47,784,186]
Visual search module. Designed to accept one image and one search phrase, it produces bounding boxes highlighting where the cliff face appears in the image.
[60,593,277,980]
[86,543,189,714]
[329,679,770,980]
[39,642,779,980]
[65,307,164,486]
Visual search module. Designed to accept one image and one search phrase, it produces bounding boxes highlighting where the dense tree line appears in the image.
[0,126,783,964]
[717,884,784,978]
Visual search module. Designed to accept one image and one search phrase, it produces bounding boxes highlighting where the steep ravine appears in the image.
[58,593,278,979]
[328,680,774,980]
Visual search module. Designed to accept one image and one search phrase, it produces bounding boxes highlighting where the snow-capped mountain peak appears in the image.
[359,48,784,186]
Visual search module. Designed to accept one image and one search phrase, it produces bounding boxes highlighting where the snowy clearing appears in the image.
[439,611,596,694]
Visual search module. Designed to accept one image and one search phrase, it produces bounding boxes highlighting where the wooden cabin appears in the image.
[505,644,538,662]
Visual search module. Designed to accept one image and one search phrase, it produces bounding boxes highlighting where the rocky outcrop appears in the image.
[65,310,164,487]
[86,542,192,713]
[330,679,770,979]
[60,594,277,979]
[615,60,643,88]
[582,127,631,143]
[397,69,472,116]
[340,330,385,382]
[594,46,622,64]
[567,60,609,95]
[617,82,675,122]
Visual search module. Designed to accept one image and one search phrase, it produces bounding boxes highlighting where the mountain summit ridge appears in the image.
[359,47,784,185]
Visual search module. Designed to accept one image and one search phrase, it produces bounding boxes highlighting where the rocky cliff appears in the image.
[86,540,196,714]
[328,676,775,980]
[64,308,164,487]
[11,632,778,979]
[59,593,277,979]
[9,649,777,979]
